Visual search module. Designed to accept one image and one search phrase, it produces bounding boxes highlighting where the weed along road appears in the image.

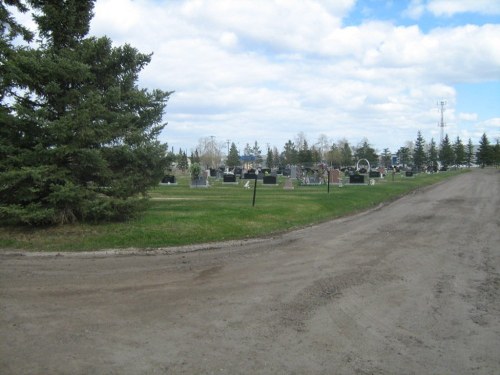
[1,169,499,374]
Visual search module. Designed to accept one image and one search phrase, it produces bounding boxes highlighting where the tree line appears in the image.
[167,131,499,171]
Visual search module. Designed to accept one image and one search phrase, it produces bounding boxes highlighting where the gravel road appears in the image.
[1,169,499,374]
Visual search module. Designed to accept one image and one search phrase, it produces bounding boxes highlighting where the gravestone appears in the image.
[329,169,341,184]
[190,176,208,188]
[243,172,257,179]
[263,175,277,185]
[369,171,381,178]
[160,175,176,184]
[306,176,321,185]
[349,174,365,184]
[283,178,294,190]
[405,171,414,177]
[223,174,237,183]
[290,166,297,179]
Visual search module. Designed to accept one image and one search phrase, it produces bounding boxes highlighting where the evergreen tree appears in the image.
[397,147,411,168]
[465,138,475,167]
[282,140,297,166]
[453,136,466,166]
[354,139,378,166]
[266,147,274,168]
[439,134,455,167]
[0,0,172,225]
[226,142,240,168]
[493,139,500,167]
[476,133,492,167]
[177,150,189,172]
[272,146,281,169]
[380,148,392,168]
[340,140,353,167]
[298,139,312,164]
[413,131,427,171]
[252,141,263,165]
[428,138,439,170]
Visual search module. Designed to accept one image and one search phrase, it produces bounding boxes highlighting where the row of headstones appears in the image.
[160,167,415,186]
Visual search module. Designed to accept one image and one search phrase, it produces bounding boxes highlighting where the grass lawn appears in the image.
[0,170,467,252]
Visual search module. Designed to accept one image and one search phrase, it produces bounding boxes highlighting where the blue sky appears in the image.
[21,0,500,154]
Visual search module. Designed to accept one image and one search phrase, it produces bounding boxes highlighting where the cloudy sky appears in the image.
[42,1,500,152]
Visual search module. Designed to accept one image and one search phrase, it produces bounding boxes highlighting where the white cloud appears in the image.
[85,0,499,152]
[427,0,500,17]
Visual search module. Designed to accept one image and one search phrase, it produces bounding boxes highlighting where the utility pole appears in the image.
[438,100,446,145]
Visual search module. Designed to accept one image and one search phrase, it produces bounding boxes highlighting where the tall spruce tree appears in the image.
[453,136,465,166]
[476,133,492,167]
[0,0,173,225]
[413,131,427,171]
[465,138,475,167]
[439,134,455,167]
[428,138,438,170]
[226,142,240,168]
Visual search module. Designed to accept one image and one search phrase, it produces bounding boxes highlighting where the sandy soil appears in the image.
[1,169,499,374]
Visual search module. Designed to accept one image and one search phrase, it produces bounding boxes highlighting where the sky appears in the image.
[19,0,500,153]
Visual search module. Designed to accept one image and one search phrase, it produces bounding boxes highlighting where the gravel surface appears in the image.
[1,169,499,374]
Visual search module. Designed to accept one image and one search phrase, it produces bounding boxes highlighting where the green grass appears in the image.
[0,170,467,252]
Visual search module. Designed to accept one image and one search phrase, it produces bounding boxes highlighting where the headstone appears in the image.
[223,174,237,183]
[369,171,381,178]
[161,175,176,184]
[263,175,277,185]
[283,178,294,190]
[190,176,208,188]
[329,169,341,184]
[290,166,297,179]
[243,172,257,179]
[405,171,414,177]
[349,174,365,184]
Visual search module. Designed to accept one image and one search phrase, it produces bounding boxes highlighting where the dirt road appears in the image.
[1,169,499,374]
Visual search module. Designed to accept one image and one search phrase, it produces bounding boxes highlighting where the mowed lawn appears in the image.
[0,171,467,252]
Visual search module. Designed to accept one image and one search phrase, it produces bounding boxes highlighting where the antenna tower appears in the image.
[437,100,446,144]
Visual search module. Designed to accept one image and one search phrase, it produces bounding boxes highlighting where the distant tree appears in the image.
[339,139,353,167]
[282,140,297,165]
[311,146,321,164]
[226,142,240,168]
[272,146,282,169]
[354,139,378,166]
[326,143,342,168]
[1,0,172,225]
[476,133,492,167]
[413,131,427,171]
[439,134,455,167]
[380,148,392,167]
[190,149,201,164]
[453,136,466,166]
[197,137,223,169]
[397,147,411,168]
[298,140,312,164]
[252,141,263,165]
[465,138,475,167]
[316,134,330,161]
[493,139,500,167]
[177,150,189,172]
[427,138,439,169]
[266,147,274,168]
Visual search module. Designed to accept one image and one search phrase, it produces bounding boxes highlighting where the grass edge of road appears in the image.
[0,170,470,253]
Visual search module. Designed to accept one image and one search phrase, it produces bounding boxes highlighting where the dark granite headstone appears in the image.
[349,175,365,184]
[223,174,236,183]
[263,175,277,185]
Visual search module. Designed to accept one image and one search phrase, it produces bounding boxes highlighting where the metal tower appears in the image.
[438,100,446,144]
